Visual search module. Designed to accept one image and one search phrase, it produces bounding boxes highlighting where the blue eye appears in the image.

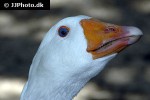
[58,26,69,37]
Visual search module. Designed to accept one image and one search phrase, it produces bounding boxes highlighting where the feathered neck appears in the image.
[20,72,91,100]
[20,46,115,100]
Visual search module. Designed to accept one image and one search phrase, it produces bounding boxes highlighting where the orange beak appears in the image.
[80,18,142,59]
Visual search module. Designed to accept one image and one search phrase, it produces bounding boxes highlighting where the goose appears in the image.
[20,15,142,100]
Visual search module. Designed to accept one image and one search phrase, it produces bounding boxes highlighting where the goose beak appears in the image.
[80,18,143,59]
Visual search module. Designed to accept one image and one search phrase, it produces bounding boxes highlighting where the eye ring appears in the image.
[58,26,70,37]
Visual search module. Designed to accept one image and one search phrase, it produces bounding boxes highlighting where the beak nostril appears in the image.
[104,27,116,33]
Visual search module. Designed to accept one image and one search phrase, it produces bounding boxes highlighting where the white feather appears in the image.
[20,15,116,100]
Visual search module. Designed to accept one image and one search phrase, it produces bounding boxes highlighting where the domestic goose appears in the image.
[20,15,143,100]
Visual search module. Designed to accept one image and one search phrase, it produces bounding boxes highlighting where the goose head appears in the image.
[21,15,142,100]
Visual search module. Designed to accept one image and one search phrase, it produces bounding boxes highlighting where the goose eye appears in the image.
[58,26,70,37]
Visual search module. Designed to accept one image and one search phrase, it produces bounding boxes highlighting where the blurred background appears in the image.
[0,0,149,100]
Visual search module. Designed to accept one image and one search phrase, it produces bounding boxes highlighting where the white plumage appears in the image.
[20,15,142,100]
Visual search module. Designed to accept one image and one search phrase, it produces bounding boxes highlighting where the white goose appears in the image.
[20,15,142,100]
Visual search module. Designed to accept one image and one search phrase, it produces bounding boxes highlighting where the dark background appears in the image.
[0,0,149,100]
